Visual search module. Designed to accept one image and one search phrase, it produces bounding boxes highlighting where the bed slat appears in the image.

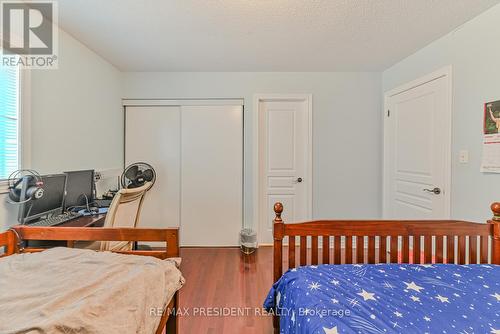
[481,235,489,264]
[311,236,318,265]
[436,236,444,263]
[458,236,466,264]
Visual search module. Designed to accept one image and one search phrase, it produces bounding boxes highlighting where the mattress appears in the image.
[0,247,184,334]
[264,263,500,333]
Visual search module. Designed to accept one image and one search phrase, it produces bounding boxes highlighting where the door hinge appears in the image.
[387,110,390,117]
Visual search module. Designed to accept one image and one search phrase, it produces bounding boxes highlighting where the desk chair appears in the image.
[76,182,151,251]
[99,182,152,251]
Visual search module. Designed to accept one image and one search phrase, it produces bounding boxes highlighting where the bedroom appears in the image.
[0,0,499,333]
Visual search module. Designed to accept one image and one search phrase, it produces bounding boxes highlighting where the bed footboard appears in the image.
[273,202,500,283]
[1,227,180,334]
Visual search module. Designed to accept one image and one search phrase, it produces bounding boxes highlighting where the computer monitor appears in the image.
[23,174,67,223]
[63,169,95,210]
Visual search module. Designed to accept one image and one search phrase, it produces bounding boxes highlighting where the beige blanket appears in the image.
[0,248,185,334]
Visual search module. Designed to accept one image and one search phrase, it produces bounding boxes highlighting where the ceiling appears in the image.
[57,0,500,72]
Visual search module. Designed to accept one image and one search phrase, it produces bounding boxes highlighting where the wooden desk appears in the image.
[57,214,106,228]
[14,214,106,248]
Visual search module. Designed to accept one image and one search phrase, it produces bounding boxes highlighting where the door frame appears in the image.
[383,66,453,219]
[253,94,313,245]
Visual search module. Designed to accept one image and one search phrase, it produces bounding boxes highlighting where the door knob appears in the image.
[296,177,303,183]
[423,187,441,195]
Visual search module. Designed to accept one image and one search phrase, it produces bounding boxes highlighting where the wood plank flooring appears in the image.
[178,247,274,333]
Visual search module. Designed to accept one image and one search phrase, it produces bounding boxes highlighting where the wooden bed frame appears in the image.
[272,202,500,331]
[0,226,180,334]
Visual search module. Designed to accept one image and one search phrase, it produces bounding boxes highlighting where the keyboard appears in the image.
[28,212,84,227]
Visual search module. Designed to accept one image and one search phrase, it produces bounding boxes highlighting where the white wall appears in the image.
[122,72,382,228]
[383,4,500,223]
[0,29,123,231]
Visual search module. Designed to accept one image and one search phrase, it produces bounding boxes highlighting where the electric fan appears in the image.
[121,162,156,189]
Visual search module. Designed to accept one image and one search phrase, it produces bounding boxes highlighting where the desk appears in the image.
[14,214,106,248]
[57,214,106,228]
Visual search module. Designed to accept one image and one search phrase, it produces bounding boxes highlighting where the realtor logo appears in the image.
[1,0,58,68]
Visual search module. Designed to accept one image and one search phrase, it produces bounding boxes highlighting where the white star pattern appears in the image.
[323,326,338,334]
[383,281,395,289]
[330,279,340,286]
[423,316,431,322]
[490,328,500,334]
[357,289,376,301]
[394,311,403,318]
[347,297,360,307]
[405,281,425,293]
[490,292,500,301]
[436,295,450,303]
[410,295,420,302]
[308,282,321,291]
[331,298,339,304]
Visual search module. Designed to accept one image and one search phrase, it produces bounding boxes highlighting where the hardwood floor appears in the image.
[178,247,274,333]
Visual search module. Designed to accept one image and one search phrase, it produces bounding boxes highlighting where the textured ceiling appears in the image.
[57,0,500,71]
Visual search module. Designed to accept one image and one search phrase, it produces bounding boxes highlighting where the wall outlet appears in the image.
[459,150,469,164]
[94,171,102,182]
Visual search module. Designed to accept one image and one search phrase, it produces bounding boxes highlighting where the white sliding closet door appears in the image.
[125,106,181,230]
[124,102,243,247]
[181,105,243,246]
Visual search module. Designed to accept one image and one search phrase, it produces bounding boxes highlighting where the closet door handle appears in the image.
[296,177,303,183]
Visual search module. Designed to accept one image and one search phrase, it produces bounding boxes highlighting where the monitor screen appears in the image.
[24,174,67,222]
[64,170,94,210]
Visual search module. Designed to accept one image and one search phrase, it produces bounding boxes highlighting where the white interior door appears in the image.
[384,72,451,219]
[125,106,181,230]
[181,105,243,246]
[258,96,312,244]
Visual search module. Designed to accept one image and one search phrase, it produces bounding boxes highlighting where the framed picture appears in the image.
[485,100,500,134]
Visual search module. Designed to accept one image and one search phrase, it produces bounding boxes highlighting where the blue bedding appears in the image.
[264,264,500,334]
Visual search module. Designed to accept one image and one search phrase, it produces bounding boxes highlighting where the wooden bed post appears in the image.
[273,202,284,333]
[490,202,500,265]
[0,230,17,257]
[273,202,284,283]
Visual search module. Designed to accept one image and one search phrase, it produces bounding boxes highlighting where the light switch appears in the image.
[459,150,469,163]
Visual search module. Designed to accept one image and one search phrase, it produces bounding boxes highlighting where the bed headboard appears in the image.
[0,227,180,260]
[273,202,500,283]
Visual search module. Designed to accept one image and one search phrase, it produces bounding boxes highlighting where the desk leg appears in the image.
[67,240,74,248]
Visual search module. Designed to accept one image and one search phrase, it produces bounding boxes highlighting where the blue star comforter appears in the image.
[264,264,500,334]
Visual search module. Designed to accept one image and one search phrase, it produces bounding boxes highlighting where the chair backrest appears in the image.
[100,182,151,251]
